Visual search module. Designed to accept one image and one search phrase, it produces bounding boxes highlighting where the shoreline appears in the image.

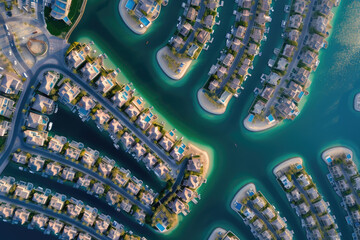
[230,182,256,212]
[321,146,353,166]
[156,46,192,80]
[197,89,228,115]
[207,227,227,240]
[187,143,210,179]
[354,93,360,112]
[118,0,147,35]
[243,114,278,132]
[272,157,303,178]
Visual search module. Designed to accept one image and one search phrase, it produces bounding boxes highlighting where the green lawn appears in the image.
[0,137,6,152]
[44,0,84,38]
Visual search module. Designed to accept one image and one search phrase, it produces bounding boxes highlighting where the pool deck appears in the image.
[197,89,228,115]
[119,0,148,35]
[354,93,360,112]
[156,46,192,80]
[243,114,278,132]
[273,157,303,178]
[207,227,227,240]
[230,182,256,213]
[321,146,353,166]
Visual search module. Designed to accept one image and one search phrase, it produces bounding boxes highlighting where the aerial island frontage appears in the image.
[156,0,221,80]
[243,0,340,132]
[231,182,294,239]
[198,0,272,115]
[208,227,240,240]
[119,0,167,35]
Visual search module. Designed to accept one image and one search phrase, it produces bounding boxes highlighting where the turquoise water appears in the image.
[2,0,360,239]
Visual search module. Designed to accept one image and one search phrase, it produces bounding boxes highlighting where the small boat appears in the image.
[146,41,149,45]
[48,122,53,131]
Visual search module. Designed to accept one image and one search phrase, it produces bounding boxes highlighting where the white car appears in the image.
[13,60,17,65]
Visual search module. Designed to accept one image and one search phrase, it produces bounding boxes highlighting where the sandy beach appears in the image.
[243,114,278,132]
[156,46,192,80]
[207,227,227,240]
[118,0,147,35]
[321,146,353,166]
[354,93,360,112]
[197,89,228,115]
[188,143,210,179]
[273,157,303,178]
[230,182,256,212]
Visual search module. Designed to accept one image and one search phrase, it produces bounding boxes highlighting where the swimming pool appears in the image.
[145,116,151,123]
[140,16,150,27]
[125,0,136,10]
[248,114,254,122]
[298,91,304,99]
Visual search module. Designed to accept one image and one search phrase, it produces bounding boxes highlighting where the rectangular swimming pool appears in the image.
[140,16,150,27]
[125,0,136,10]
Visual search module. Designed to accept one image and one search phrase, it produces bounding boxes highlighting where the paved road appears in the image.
[264,0,316,113]
[216,0,260,95]
[20,142,152,214]
[0,194,108,240]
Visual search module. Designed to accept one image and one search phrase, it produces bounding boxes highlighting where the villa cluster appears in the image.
[274,158,340,240]
[231,183,293,240]
[245,0,339,131]
[207,227,240,240]
[157,0,221,79]
[323,147,360,238]
[199,0,272,114]
[0,176,145,240]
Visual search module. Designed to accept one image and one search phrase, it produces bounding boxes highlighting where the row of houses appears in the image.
[0,176,144,240]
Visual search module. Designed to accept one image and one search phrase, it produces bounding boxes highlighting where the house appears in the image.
[154,163,169,179]
[77,96,96,116]
[48,135,67,153]
[262,207,276,220]
[12,152,27,165]
[260,0,271,11]
[171,36,185,51]
[307,34,325,52]
[0,121,10,136]
[316,0,334,16]
[107,226,123,240]
[32,192,48,205]
[251,219,264,232]
[61,167,76,181]
[65,141,83,160]
[98,157,115,177]
[92,182,105,195]
[0,96,15,118]
[28,156,45,171]
[126,181,141,195]
[125,97,144,119]
[66,199,84,218]
[320,214,334,227]
[196,29,211,45]
[284,81,303,101]
[252,196,266,209]
[61,225,78,240]
[47,219,64,235]
[260,87,275,101]
[121,132,135,149]
[147,125,162,141]
[252,100,266,115]
[216,66,227,78]
[31,214,48,229]
[191,0,201,6]
[276,98,299,119]
[120,199,132,213]
[108,119,122,136]
[159,135,174,152]
[77,175,91,189]
[81,147,99,167]
[207,0,219,11]
[305,215,316,227]
[142,153,157,169]
[223,53,235,67]
[0,176,14,194]
[187,158,202,173]
[306,187,319,200]
[313,199,327,214]
[0,73,23,95]
[271,217,286,231]
[140,191,155,206]
[0,204,14,218]
[238,0,252,9]
[50,0,72,23]
[288,29,300,42]
[168,198,186,214]
[256,12,271,26]
[345,194,356,207]
[81,62,101,81]
[82,205,98,225]
[298,202,310,215]
[49,193,66,211]
[132,143,146,158]
[96,72,117,94]
[276,58,288,71]
[183,175,201,189]
[58,82,80,104]
[13,208,30,225]
[241,10,250,22]
[293,67,310,86]
[106,190,120,206]
[32,94,54,114]
[67,49,86,69]
[301,50,318,67]
[186,7,197,21]
[282,44,296,58]
[247,43,259,55]
[24,130,48,146]
[235,26,246,39]
[187,44,199,58]
[177,187,194,203]
[294,0,306,14]
[95,214,111,233]
[26,112,48,130]
[204,15,214,29]
[179,22,192,37]
[38,71,58,96]
[45,162,62,176]
[312,16,328,35]
[170,143,187,162]
[289,14,303,29]
[208,80,219,92]
[330,165,343,178]
[94,109,111,126]
[112,85,133,108]
[113,171,130,187]
[267,72,280,86]
[251,28,263,43]
[279,175,293,189]
[136,111,155,130]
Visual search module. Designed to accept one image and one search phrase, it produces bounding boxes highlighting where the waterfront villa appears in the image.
[31,214,48,229]
[112,84,133,108]
[26,112,49,130]
[47,219,64,235]
[125,97,145,119]
[0,204,14,218]
[136,110,155,130]
[13,208,30,225]
[183,175,200,189]
[67,48,88,69]
[38,71,59,96]
[48,135,67,153]
[81,147,99,167]
[187,158,202,173]
[77,96,96,117]
[28,156,45,171]
[32,192,49,205]
[92,182,105,195]
[132,143,146,158]
[0,176,14,194]
[49,193,66,211]
[12,153,27,165]
[177,187,194,203]
[108,119,123,136]
[142,153,157,169]
[82,205,98,225]
[61,167,76,181]
[94,109,111,126]
[154,163,169,180]
[24,130,48,146]
[147,125,163,141]
[106,191,120,206]
[81,62,101,81]
[45,162,63,176]
[168,198,186,214]
[126,181,141,195]
[121,132,135,149]
[0,96,15,118]
[171,143,187,162]
[96,72,117,94]
[120,199,132,213]
[65,141,83,160]
[98,157,115,177]
[50,0,72,24]
[77,175,91,189]
[58,82,81,104]
[159,134,175,152]
[0,73,23,95]
[32,94,55,114]
[66,199,83,217]
[14,184,32,199]
[140,191,155,206]
[61,225,78,239]
[113,172,130,187]
[95,214,111,233]
[0,120,10,136]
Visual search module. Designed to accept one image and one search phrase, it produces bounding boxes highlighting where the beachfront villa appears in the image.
[58,82,81,103]
[32,94,55,114]
[38,71,59,96]
[159,135,174,152]
[77,96,96,117]
[168,198,186,214]
[50,0,72,25]
[67,47,88,69]
[171,143,187,161]
[0,73,23,95]
[147,125,162,141]
[96,72,117,94]
[112,84,133,108]
[136,110,155,130]
[0,96,15,118]
[24,130,48,146]
[48,135,67,153]
[81,62,101,81]
[187,158,202,173]
[125,96,145,119]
